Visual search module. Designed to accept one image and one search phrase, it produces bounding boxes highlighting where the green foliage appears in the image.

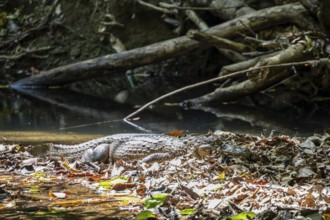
[0,12,6,26]
[99,176,129,189]
[0,9,19,37]
[0,28,5,36]
[135,193,169,219]
[135,210,157,220]
[144,193,169,209]
[304,35,313,51]
[29,187,40,193]
[180,208,196,215]
[226,211,256,220]
[35,210,67,216]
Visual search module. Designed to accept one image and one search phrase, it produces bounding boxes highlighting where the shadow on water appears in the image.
[0,87,330,144]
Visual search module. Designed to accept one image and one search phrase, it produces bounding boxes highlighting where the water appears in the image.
[0,88,329,144]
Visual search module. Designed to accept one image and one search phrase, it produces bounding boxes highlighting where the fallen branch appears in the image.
[137,0,172,14]
[203,0,255,21]
[185,41,312,105]
[11,3,311,88]
[159,2,215,11]
[219,51,279,75]
[185,10,209,31]
[187,30,252,53]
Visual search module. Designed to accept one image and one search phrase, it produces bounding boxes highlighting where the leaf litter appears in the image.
[0,131,329,219]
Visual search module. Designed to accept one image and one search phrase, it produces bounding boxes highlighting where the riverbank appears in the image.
[0,131,329,219]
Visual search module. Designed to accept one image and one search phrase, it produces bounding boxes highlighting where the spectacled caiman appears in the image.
[45,133,251,163]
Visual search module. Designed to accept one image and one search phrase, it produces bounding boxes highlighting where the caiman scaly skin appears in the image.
[47,133,214,163]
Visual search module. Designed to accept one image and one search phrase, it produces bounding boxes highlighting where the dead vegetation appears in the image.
[0,131,329,219]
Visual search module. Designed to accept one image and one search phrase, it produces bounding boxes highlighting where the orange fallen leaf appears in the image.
[301,193,316,207]
[166,130,186,137]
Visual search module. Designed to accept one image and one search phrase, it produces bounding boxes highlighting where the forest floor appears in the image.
[0,131,329,219]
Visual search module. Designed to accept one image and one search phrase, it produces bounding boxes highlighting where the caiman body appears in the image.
[47,133,213,163]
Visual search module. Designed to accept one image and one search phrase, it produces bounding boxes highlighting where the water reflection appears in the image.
[0,88,329,145]
[0,88,130,134]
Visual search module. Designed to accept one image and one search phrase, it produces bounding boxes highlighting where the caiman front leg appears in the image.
[82,143,110,163]
[81,141,122,163]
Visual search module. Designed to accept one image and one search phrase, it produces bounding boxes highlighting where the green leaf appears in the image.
[135,210,157,220]
[304,35,313,51]
[35,210,67,216]
[32,171,47,177]
[29,187,40,193]
[99,176,128,189]
[0,12,6,26]
[0,28,7,37]
[145,199,162,209]
[228,211,256,220]
[7,8,20,20]
[6,14,17,20]
[180,208,196,215]
[145,193,169,209]
[151,193,169,200]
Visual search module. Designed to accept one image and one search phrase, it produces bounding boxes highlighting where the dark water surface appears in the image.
[0,88,329,144]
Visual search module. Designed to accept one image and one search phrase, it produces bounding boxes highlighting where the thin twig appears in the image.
[185,10,208,30]
[55,119,122,131]
[0,46,52,60]
[122,119,153,133]
[137,0,171,13]
[159,2,244,11]
[124,59,324,120]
